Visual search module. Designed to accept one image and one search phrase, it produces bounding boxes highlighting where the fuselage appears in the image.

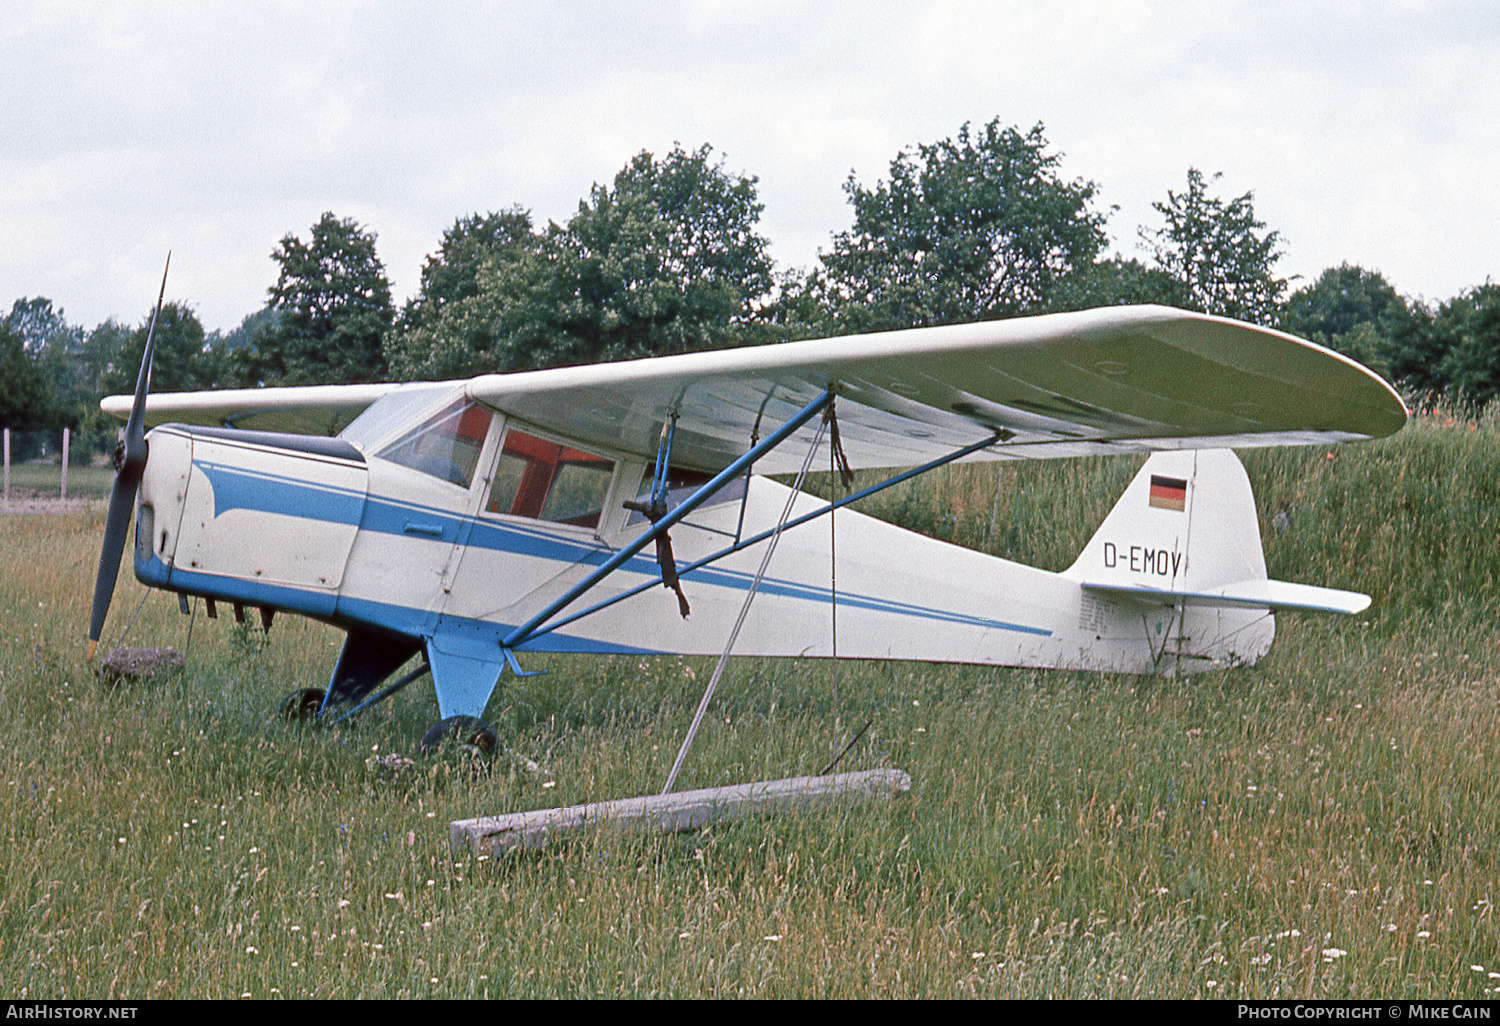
[132,401,1275,683]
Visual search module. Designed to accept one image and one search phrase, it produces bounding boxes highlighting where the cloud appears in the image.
[1,0,1496,331]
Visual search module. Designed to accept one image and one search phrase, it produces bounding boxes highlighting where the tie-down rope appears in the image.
[660,410,832,794]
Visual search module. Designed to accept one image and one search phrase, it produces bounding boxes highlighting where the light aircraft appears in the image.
[89,299,1407,756]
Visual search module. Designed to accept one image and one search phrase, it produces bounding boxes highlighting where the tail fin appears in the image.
[1067,449,1264,592]
[1068,449,1367,615]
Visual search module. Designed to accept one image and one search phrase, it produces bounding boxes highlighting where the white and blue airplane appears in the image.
[89,302,1407,754]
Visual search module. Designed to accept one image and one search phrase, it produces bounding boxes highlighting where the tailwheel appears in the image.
[420,715,500,761]
[278,687,327,723]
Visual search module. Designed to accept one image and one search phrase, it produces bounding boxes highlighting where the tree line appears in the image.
[5,118,1497,459]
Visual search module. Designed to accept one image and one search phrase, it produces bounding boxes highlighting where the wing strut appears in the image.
[502,389,836,651]
[622,414,692,618]
[521,429,1005,644]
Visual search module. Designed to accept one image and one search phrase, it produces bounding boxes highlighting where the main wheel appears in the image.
[420,715,499,759]
[278,687,326,723]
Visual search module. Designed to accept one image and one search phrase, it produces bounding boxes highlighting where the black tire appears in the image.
[420,715,499,759]
[278,687,326,723]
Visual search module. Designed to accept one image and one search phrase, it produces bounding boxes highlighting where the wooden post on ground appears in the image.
[61,427,69,499]
[3,428,8,503]
[449,768,912,857]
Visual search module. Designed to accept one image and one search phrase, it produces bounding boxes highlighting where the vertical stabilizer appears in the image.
[1066,449,1266,592]
[1065,449,1276,672]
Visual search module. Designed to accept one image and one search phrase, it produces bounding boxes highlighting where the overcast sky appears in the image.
[3,0,1496,334]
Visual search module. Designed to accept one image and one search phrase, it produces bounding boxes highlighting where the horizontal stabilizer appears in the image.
[1082,578,1370,615]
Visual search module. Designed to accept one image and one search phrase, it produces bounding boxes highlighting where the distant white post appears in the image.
[3,428,8,502]
[61,427,69,499]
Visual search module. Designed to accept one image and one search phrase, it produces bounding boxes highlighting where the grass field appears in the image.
[2,463,115,500]
[1,414,1498,998]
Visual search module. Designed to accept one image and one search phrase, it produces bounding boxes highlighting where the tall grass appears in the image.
[1,415,1497,997]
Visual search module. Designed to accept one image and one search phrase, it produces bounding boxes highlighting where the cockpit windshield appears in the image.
[338,382,461,452]
[376,400,492,488]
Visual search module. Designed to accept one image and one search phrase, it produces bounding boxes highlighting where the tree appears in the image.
[544,143,775,363]
[251,212,394,385]
[388,145,776,379]
[1043,256,1192,314]
[218,307,283,388]
[101,303,213,396]
[1283,265,1409,343]
[218,306,281,354]
[0,319,53,429]
[5,297,82,355]
[403,209,537,325]
[384,210,541,379]
[753,267,842,342]
[817,120,1109,333]
[78,320,132,398]
[1141,169,1286,324]
[2,298,82,429]
[1434,285,1500,409]
[68,318,135,455]
[1281,264,1416,383]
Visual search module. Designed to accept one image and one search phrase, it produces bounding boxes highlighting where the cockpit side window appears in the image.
[626,466,745,525]
[376,400,492,488]
[486,428,615,529]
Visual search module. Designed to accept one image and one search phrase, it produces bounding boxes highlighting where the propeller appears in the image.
[87,254,170,662]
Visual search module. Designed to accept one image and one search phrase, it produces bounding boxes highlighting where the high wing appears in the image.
[462,305,1406,474]
[100,382,403,436]
[103,306,1406,473]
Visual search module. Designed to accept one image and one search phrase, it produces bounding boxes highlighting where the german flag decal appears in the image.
[1149,475,1187,512]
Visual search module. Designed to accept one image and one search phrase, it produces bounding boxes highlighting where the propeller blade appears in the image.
[87,254,170,660]
[123,255,168,451]
[87,472,142,660]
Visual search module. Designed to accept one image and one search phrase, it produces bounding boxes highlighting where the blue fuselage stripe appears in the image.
[180,463,1050,639]
[138,552,662,656]
[195,461,365,525]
